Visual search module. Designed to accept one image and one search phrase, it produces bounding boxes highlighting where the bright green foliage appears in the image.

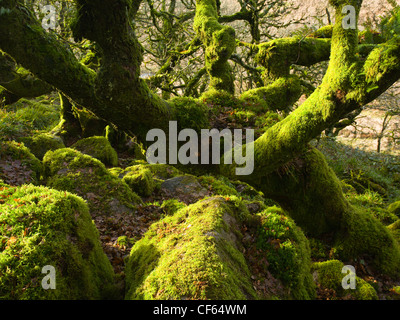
[125,197,257,300]
[256,206,315,300]
[0,140,43,185]
[42,148,141,215]
[347,190,398,225]
[19,133,65,160]
[312,260,378,300]
[0,184,117,299]
[0,97,60,141]
[72,136,119,167]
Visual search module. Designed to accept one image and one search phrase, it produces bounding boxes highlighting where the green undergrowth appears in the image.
[0,95,60,141]
[0,184,117,299]
[315,137,400,201]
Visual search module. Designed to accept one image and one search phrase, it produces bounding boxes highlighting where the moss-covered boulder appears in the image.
[311,260,378,300]
[0,141,43,185]
[125,197,257,300]
[254,206,315,299]
[0,184,117,299]
[72,136,118,167]
[42,148,141,215]
[19,133,65,160]
[122,165,156,197]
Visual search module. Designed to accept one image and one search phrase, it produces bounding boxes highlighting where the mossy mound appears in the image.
[312,260,378,300]
[159,199,187,216]
[335,206,400,278]
[0,184,117,299]
[255,206,315,300]
[18,133,65,160]
[72,136,118,167]
[120,165,156,197]
[0,141,43,185]
[42,148,141,215]
[125,197,257,300]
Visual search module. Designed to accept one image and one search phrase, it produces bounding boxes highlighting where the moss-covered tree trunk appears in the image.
[193,0,236,93]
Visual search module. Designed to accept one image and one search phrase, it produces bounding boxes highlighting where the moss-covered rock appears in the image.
[0,140,43,185]
[0,184,117,299]
[72,136,118,167]
[18,132,65,160]
[125,197,257,300]
[255,206,315,300]
[160,199,187,216]
[121,165,156,197]
[311,260,378,300]
[160,175,208,203]
[198,175,238,197]
[42,148,141,215]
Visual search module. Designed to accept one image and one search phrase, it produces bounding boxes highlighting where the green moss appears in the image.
[144,163,183,181]
[239,76,302,113]
[121,165,156,197]
[18,133,65,160]
[388,201,400,218]
[198,175,238,196]
[388,220,400,244]
[72,136,118,167]
[160,199,187,216]
[335,206,400,278]
[168,96,210,132]
[0,184,117,299]
[42,148,142,215]
[311,260,378,300]
[125,197,257,300]
[256,206,315,300]
[0,140,43,185]
[193,0,236,93]
[200,88,240,111]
